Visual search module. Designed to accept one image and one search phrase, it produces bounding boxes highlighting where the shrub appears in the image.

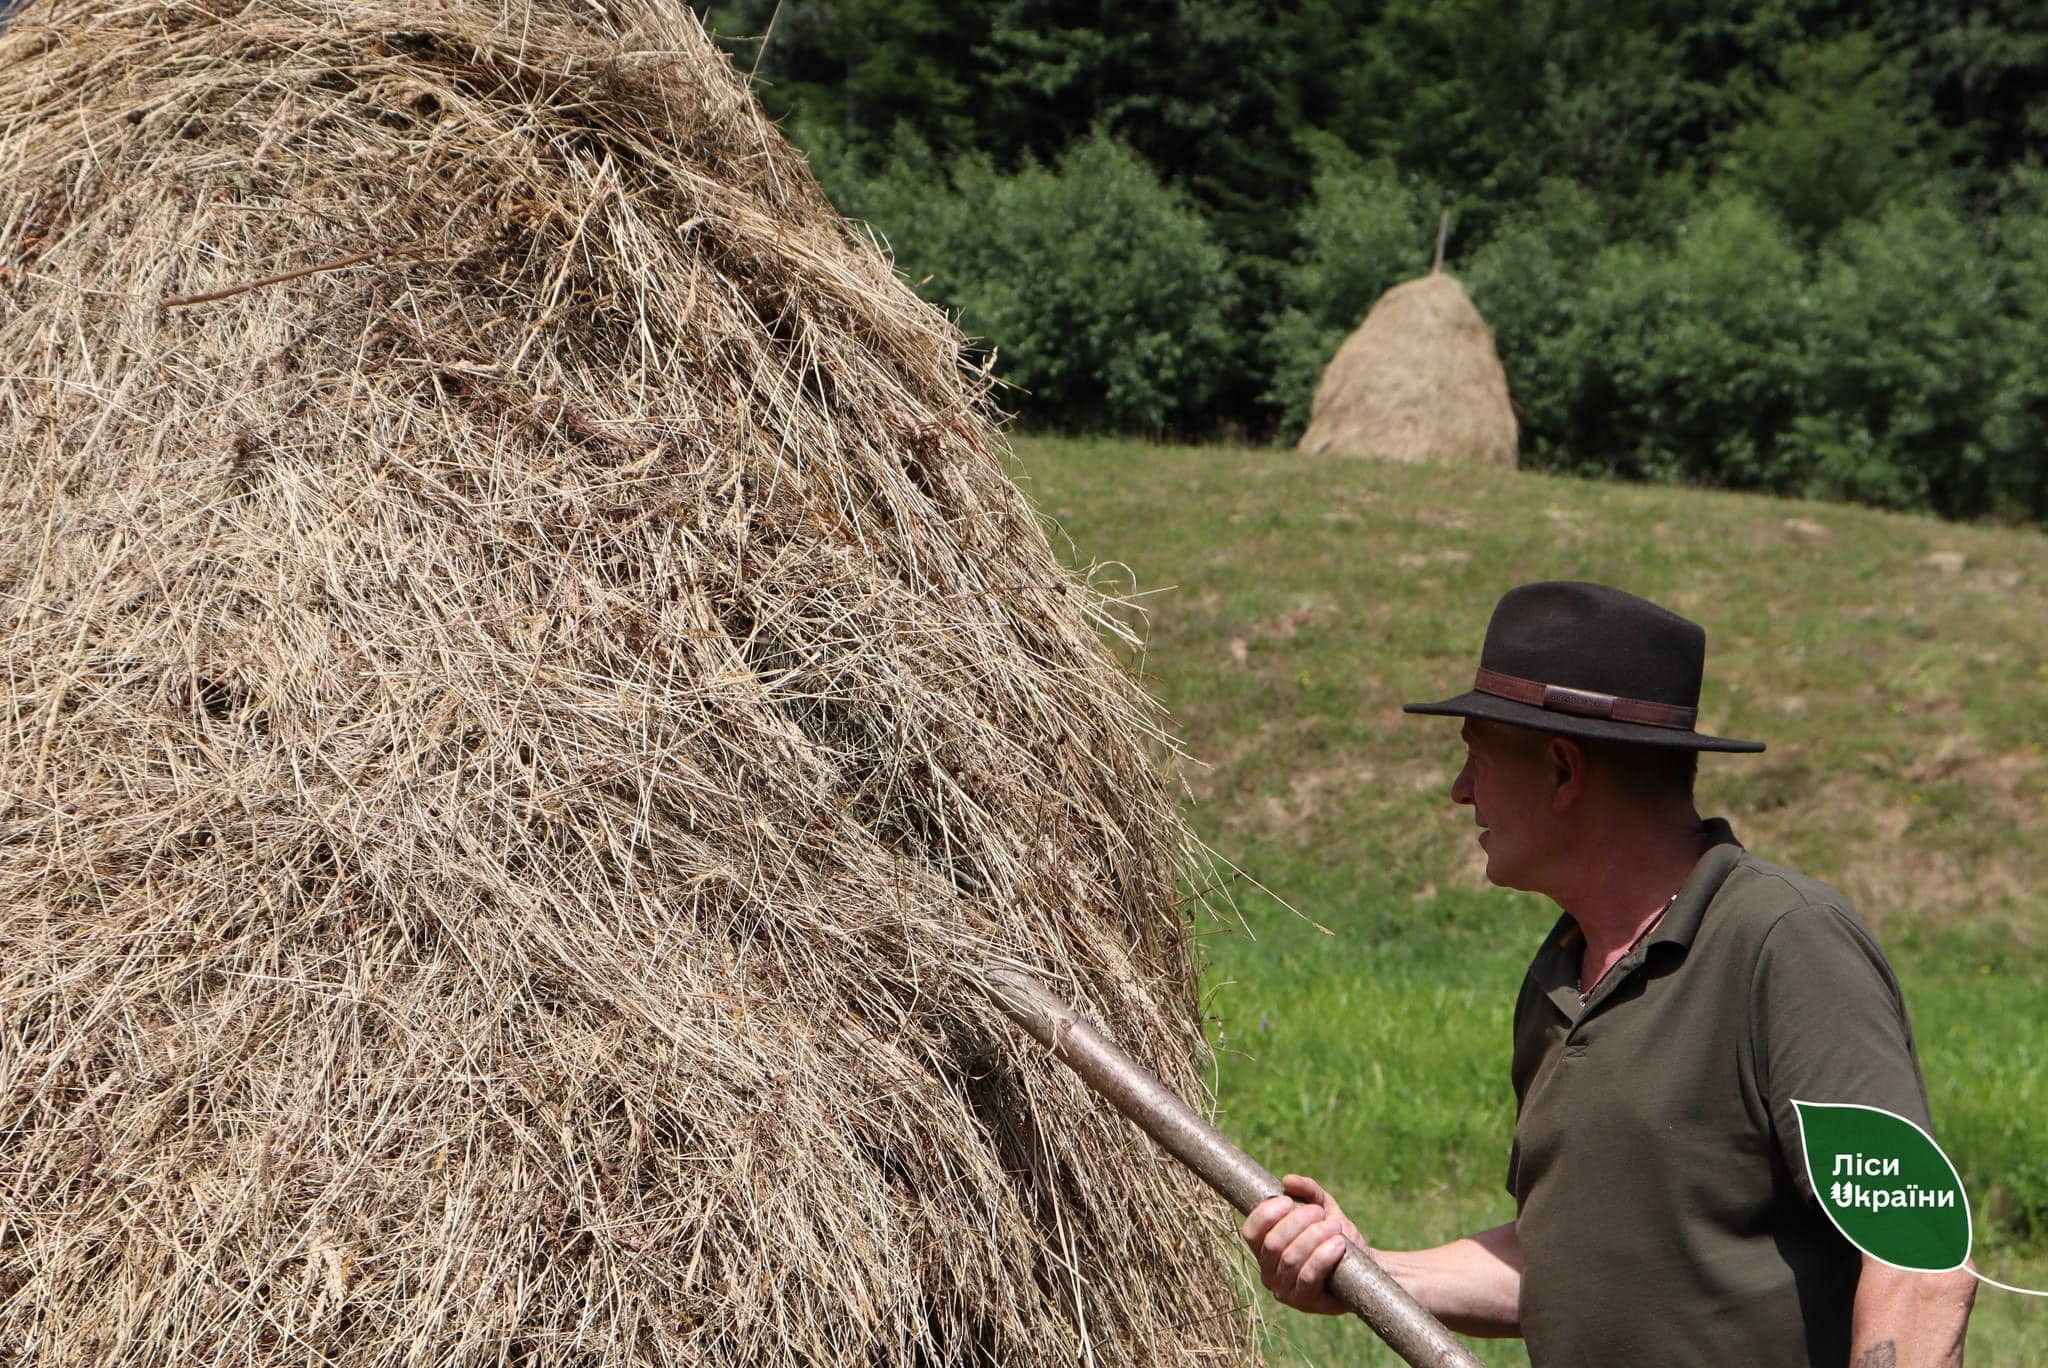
[1793,196,2008,515]
[827,127,1237,435]
[1982,169,2048,523]
[1501,190,1812,486]
[1263,138,1443,438]
[1463,178,1613,466]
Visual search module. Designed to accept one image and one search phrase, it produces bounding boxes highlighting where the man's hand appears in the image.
[1241,1173,1365,1316]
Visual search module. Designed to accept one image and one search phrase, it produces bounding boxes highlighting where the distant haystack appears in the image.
[1298,272,1518,466]
[0,2,1247,1364]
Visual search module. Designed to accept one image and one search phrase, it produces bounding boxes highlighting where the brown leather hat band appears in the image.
[1473,667,1698,730]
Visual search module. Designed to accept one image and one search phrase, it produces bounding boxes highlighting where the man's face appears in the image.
[1450,719,1561,892]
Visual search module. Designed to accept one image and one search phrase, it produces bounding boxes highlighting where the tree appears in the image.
[697,1,993,157]
[1877,0,2048,183]
[1717,32,1944,241]
[1263,139,1444,436]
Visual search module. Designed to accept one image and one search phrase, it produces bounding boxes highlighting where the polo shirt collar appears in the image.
[1648,817,1746,950]
[1533,817,1746,1022]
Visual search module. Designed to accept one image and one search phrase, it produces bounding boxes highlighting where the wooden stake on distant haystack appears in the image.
[983,968,1486,1368]
[1432,209,1449,274]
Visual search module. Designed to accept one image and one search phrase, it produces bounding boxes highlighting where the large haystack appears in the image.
[1298,272,1518,466]
[0,3,1248,1363]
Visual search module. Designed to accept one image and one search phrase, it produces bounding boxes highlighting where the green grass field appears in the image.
[1009,436,2048,1366]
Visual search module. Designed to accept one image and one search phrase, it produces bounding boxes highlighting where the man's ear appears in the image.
[1546,736,1587,813]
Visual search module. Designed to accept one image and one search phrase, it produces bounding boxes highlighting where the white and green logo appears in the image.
[1794,1099,2046,1297]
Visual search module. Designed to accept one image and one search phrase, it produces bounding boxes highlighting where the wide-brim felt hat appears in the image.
[1403,581,1765,753]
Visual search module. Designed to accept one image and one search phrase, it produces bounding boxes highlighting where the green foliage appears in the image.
[699,2,993,157]
[1982,168,2048,522]
[711,0,1314,277]
[1462,179,1613,462]
[1334,0,1817,233]
[1718,32,1939,241]
[934,0,1314,422]
[976,0,1300,228]
[1489,191,1811,486]
[1263,141,1444,437]
[1470,181,2048,524]
[1792,196,2006,514]
[1877,0,2048,178]
[832,129,1237,435]
[704,0,2048,522]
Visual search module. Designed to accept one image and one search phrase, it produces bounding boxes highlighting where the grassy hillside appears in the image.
[1009,436,2048,1366]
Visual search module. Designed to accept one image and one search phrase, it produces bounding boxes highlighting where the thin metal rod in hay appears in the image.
[984,968,1486,1368]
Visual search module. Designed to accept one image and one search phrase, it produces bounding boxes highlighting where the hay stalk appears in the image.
[0,2,1251,1362]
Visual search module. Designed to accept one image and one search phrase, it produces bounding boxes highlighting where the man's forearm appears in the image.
[1368,1220,1523,1339]
[1850,1257,1974,1367]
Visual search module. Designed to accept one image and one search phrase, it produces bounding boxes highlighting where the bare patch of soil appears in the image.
[1247,758,1382,836]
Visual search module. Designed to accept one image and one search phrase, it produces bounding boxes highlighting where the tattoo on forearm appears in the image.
[1851,1342,1898,1368]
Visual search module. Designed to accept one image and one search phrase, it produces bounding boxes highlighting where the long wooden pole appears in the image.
[983,967,1486,1368]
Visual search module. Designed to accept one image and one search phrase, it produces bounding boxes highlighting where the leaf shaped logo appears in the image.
[1793,1099,1971,1272]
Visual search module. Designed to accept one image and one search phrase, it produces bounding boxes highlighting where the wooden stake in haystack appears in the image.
[1297,219,1518,467]
[0,2,1247,1363]
[985,969,1486,1368]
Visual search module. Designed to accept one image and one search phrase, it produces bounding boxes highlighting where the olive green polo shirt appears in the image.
[1508,819,1933,1368]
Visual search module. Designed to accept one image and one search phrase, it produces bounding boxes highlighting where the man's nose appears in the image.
[1450,757,1475,806]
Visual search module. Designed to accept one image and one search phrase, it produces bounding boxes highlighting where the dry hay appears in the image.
[1297,272,1518,467]
[0,2,1250,1362]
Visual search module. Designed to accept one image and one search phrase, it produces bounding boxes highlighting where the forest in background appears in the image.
[698,1,2048,525]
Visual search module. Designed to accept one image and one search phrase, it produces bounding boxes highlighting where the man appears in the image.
[1243,582,1975,1366]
